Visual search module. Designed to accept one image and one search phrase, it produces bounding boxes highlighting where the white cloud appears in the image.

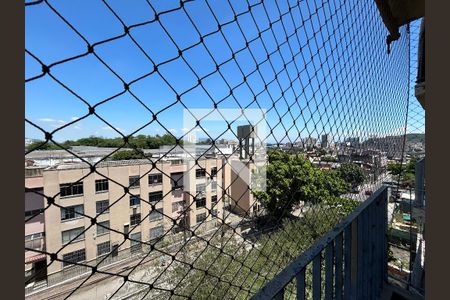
[38,118,55,122]
[102,126,124,132]
[71,117,79,121]
[168,128,177,133]
[38,118,66,125]
[73,125,82,130]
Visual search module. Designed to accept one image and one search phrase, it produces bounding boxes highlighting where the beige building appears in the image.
[41,157,228,276]
[229,159,263,217]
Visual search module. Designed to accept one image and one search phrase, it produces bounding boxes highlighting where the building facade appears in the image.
[321,134,334,149]
[25,170,47,282]
[41,157,226,276]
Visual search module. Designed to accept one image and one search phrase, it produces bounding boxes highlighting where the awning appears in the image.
[25,253,46,264]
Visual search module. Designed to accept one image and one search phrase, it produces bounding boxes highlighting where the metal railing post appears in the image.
[335,234,343,300]
[351,219,358,300]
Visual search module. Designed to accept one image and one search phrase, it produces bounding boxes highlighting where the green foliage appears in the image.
[321,155,338,162]
[164,150,360,299]
[323,196,360,216]
[405,133,425,144]
[26,134,178,151]
[252,150,350,218]
[26,140,60,151]
[387,162,403,176]
[316,148,327,156]
[110,149,150,160]
[387,159,417,187]
[336,163,366,189]
[197,138,213,145]
[168,198,359,300]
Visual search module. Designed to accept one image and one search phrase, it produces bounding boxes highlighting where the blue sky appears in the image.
[25,0,421,144]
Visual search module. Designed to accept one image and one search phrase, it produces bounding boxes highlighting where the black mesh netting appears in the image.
[25,0,418,299]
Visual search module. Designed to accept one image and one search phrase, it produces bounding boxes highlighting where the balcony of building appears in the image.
[24,0,425,298]
[252,153,426,299]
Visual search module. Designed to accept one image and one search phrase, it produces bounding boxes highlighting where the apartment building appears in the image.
[41,157,227,276]
[25,170,47,282]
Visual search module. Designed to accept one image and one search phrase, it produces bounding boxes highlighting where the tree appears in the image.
[336,163,366,190]
[316,148,327,156]
[162,150,359,300]
[26,140,60,151]
[252,150,349,218]
[166,197,359,300]
[110,149,150,160]
[387,162,403,176]
[26,134,178,151]
[321,155,338,162]
[387,159,417,187]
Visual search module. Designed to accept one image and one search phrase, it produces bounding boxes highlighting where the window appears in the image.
[95,179,108,193]
[60,182,83,197]
[130,213,141,226]
[211,195,218,203]
[25,233,44,250]
[196,183,206,195]
[149,173,163,185]
[62,227,85,244]
[211,181,217,191]
[25,232,43,241]
[211,167,217,177]
[149,208,163,222]
[130,194,141,207]
[62,249,86,267]
[171,159,183,165]
[25,208,44,218]
[60,205,84,221]
[97,241,110,256]
[130,232,141,253]
[111,244,119,257]
[96,200,109,214]
[150,226,164,240]
[170,172,183,189]
[172,201,184,212]
[97,221,110,236]
[129,176,140,188]
[149,191,163,205]
[196,197,206,209]
[196,168,206,178]
[212,209,218,218]
[196,212,207,224]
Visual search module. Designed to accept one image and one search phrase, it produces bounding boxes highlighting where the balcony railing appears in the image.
[252,186,388,300]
